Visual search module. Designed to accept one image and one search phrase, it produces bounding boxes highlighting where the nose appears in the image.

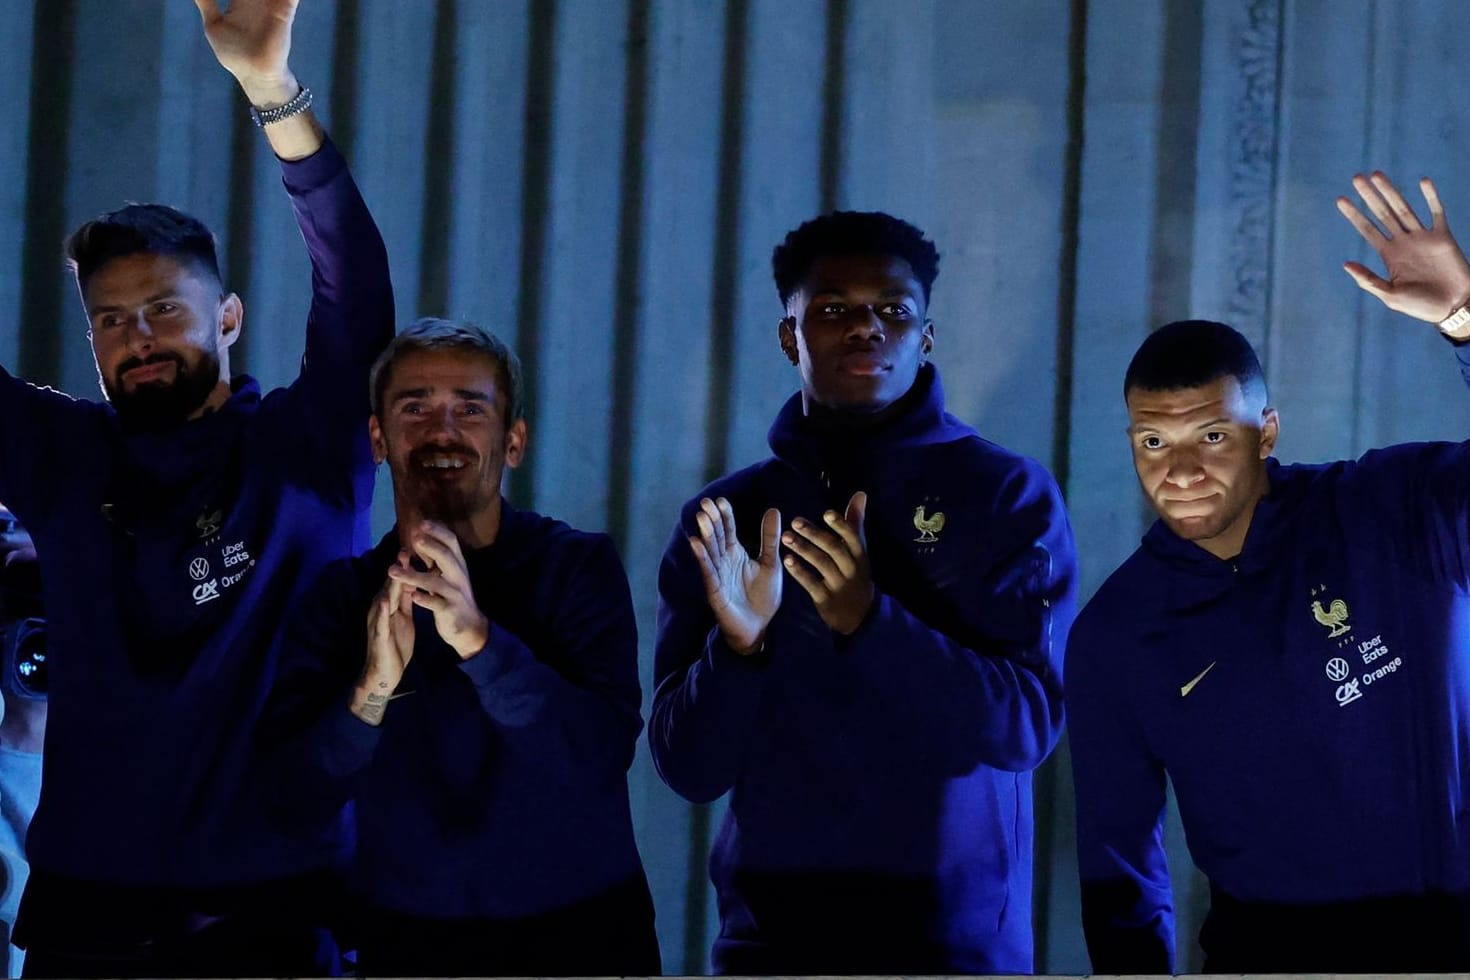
[1163,447,1206,488]
[426,403,461,434]
[844,305,885,342]
[124,314,155,352]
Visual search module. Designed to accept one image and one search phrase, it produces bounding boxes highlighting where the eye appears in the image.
[459,402,486,417]
[149,302,177,316]
[96,313,126,331]
[400,402,424,416]
[1140,435,1164,451]
[818,303,846,317]
[1204,431,1226,444]
[878,303,911,318]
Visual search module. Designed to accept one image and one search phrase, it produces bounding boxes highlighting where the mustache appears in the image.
[115,352,185,377]
[408,442,480,466]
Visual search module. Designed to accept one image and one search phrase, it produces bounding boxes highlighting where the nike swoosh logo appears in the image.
[1180,661,1217,697]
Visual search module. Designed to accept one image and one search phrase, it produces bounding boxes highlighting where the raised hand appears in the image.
[193,0,299,95]
[782,491,874,636]
[388,521,491,660]
[352,552,415,726]
[689,497,782,655]
[1337,172,1470,323]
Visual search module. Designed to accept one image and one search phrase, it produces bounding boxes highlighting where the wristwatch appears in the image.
[1439,301,1470,341]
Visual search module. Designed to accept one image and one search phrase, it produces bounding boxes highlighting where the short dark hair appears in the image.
[64,204,223,292]
[1124,319,1266,400]
[771,211,940,307]
[370,317,524,422]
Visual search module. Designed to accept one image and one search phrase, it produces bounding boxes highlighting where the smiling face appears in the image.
[369,348,527,534]
[82,253,239,425]
[1126,374,1279,559]
[779,254,934,414]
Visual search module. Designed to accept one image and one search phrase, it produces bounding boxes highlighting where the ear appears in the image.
[504,418,529,469]
[778,316,799,366]
[218,293,243,350]
[368,415,388,465]
[920,319,935,359]
[1258,407,1280,458]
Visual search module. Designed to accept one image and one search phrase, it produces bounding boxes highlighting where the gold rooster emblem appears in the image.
[913,505,946,543]
[1311,598,1350,638]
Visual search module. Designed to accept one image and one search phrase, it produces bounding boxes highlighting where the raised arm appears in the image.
[195,0,321,161]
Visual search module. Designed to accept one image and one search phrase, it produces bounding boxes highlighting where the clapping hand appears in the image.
[781,491,875,636]
[689,498,782,655]
[388,521,491,660]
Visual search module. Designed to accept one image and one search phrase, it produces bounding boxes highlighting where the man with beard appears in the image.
[650,212,1076,973]
[0,1,393,975]
[1069,172,1470,972]
[263,319,659,977]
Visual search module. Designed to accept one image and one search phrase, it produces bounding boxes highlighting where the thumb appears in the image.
[1343,261,1389,300]
[758,508,782,566]
[846,491,867,542]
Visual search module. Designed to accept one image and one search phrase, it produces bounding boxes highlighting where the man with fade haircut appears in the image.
[262,319,660,977]
[1069,171,1470,973]
[650,211,1077,973]
[2,0,393,975]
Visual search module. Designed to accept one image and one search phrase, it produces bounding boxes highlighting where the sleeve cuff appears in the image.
[707,627,774,672]
[456,626,535,687]
[279,136,346,195]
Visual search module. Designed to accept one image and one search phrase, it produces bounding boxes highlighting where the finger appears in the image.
[823,494,867,556]
[1342,262,1390,301]
[1337,194,1389,249]
[697,498,726,554]
[366,591,388,633]
[757,508,782,566]
[783,522,848,583]
[388,565,443,596]
[694,510,722,559]
[416,520,465,564]
[1352,174,1400,236]
[1422,177,1448,231]
[410,531,470,591]
[408,590,451,614]
[1369,171,1423,232]
[782,553,829,603]
[715,497,740,552]
[689,537,722,597]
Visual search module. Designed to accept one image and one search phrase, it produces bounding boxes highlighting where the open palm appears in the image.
[689,497,782,654]
[1338,172,1470,322]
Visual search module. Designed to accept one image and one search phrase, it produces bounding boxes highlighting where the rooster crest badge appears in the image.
[913,505,946,544]
[1311,597,1351,638]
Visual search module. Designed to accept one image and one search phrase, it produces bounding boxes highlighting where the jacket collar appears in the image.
[766,363,974,472]
[1140,457,1302,609]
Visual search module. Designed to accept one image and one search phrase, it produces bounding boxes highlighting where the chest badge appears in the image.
[912,505,946,543]
[1310,596,1351,638]
[196,508,224,539]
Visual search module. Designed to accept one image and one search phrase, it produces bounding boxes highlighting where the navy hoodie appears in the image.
[651,364,1077,974]
[0,141,392,945]
[263,503,656,947]
[1069,345,1470,972]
